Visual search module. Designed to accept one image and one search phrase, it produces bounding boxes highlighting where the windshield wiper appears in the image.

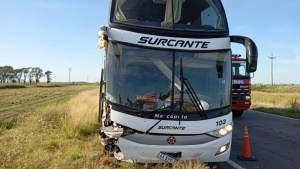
[179,58,184,124]
[183,78,208,118]
[180,58,208,119]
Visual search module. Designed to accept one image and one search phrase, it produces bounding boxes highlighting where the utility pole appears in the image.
[68,67,72,83]
[268,54,276,86]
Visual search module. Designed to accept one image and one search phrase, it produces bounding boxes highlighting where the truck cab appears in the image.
[231,54,252,117]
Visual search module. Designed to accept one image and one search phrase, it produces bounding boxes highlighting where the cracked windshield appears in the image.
[105,43,231,113]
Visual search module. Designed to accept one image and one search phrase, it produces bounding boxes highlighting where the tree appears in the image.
[28,69,34,84]
[14,68,24,83]
[0,66,14,83]
[23,67,30,84]
[45,70,52,83]
[31,67,44,83]
[11,68,24,83]
[9,72,16,83]
[0,66,5,83]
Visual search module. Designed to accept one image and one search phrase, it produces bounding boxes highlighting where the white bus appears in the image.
[97,0,257,163]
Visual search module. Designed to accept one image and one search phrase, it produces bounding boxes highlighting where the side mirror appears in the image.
[230,36,258,73]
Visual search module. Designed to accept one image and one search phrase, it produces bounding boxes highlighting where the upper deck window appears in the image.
[111,0,227,32]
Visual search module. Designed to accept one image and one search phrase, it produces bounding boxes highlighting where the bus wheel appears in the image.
[233,110,244,118]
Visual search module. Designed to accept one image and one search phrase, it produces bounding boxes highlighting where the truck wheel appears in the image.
[233,110,243,118]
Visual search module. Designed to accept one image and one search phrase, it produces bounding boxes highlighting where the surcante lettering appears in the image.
[138,36,210,49]
[158,126,186,130]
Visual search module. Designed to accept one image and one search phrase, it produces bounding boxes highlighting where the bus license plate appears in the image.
[157,152,177,163]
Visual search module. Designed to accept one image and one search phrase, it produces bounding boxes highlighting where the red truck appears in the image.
[232,54,254,117]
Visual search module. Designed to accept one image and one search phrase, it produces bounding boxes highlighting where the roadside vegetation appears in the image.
[0,84,210,169]
[0,83,98,132]
[251,84,300,119]
[0,87,101,168]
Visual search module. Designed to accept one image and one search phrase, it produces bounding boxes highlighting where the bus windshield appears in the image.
[111,0,227,32]
[105,43,231,113]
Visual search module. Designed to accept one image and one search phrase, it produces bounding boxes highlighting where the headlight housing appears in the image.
[245,96,251,100]
[208,124,233,138]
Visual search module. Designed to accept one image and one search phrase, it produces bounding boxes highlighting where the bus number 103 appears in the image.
[216,119,226,126]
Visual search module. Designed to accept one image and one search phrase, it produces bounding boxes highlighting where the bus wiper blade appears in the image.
[179,58,184,124]
[183,79,208,119]
[179,58,207,119]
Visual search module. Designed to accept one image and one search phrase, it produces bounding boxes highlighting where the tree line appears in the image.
[0,66,52,84]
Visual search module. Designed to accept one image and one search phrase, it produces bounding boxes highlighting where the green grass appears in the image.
[0,87,102,168]
[252,84,300,93]
[0,83,99,131]
[0,83,25,89]
[252,107,300,119]
[251,84,300,119]
[0,118,17,130]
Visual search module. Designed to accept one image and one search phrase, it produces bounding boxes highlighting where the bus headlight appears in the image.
[245,96,251,100]
[208,124,233,138]
[215,143,230,156]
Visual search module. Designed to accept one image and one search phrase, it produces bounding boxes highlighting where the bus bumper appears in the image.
[114,132,232,163]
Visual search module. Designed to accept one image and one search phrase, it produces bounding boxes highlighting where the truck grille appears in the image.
[232,85,250,100]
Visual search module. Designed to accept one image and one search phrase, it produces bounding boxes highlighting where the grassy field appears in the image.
[0,83,99,131]
[251,84,300,119]
[0,87,102,168]
[0,84,210,169]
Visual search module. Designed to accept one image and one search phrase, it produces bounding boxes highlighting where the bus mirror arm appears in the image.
[230,35,258,73]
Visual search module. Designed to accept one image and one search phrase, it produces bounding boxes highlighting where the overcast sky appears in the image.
[1,0,300,84]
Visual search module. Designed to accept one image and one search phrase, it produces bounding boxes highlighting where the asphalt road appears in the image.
[227,110,300,169]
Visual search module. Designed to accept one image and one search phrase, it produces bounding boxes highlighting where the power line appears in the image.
[268,54,276,86]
